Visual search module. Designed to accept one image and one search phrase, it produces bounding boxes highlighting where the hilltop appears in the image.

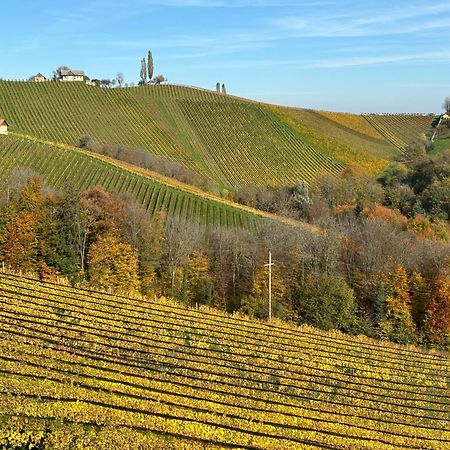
[0,272,448,449]
[0,81,436,191]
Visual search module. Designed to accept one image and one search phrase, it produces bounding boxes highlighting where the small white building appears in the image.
[442,112,450,121]
[59,68,85,82]
[0,119,8,135]
[29,73,46,82]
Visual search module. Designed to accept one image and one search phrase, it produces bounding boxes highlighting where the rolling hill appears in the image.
[0,272,449,449]
[0,81,428,190]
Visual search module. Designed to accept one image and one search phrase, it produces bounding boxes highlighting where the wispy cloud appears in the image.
[272,2,450,37]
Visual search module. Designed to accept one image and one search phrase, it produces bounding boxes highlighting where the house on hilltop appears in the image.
[0,119,8,135]
[29,73,46,82]
[59,68,85,82]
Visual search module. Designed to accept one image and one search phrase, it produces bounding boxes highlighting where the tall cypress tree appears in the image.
[148,51,154,82]
[140,58,147,84]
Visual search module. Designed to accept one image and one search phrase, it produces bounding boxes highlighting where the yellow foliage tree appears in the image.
[251,265,288,318]
[380,265,416,343]
[184,251,212,306]
[424,278,450,344]
[88,233,140,294]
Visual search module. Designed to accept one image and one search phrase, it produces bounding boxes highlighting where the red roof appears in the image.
[0,119,8,126]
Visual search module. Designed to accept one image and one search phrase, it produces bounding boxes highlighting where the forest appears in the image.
[0,142,449,349]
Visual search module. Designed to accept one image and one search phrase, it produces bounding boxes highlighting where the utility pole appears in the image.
[264,251,274,324]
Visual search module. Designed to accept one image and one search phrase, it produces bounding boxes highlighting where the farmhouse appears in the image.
[29,73,46,82]
[59,68,85,82]
[442,112,450,121]
[0,119,8,135]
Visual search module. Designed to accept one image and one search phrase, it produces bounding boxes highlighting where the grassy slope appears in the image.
[0,273,449,449]
[0,133,305,229]
[431,127,450,156]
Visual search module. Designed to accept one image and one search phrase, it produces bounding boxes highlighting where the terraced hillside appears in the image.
[0,134,274,229]
[0,273,449,449]
[363,114,435,151]
[0,81,346,187]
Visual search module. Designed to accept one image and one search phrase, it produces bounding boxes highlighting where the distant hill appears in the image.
[1,81,433,190]
[1,272,448,449]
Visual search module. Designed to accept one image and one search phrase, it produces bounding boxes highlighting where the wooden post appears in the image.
[264,251,274,324]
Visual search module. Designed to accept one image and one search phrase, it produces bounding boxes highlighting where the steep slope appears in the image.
[0,81,345,187]
[0,273,449,449]
[270,107,395,176]
[0,134,299,229]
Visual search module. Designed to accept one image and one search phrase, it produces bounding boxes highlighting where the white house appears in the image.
[442,112,450,121]
[59,68,85,82]
[0,119,8,135]
[29,73,46,82]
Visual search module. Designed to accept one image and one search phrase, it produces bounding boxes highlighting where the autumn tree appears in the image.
[88,233,140,294]
[2,177,45,272]
[247,264,288,320]
[379,265,416,344]
[424,278,450,344]
[162,215,201,297]
[182,251,213,306]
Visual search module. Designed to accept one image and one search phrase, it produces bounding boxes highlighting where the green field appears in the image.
[362,114,435,151]
[0,272,449,449]
[0,134,269,229]
[431,128,450,156]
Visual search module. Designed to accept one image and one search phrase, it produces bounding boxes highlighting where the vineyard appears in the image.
[0,134,272,229]
[0,81,352,187]
[270,107,395,176]
[362,114,435,151]
[0,272,449,449]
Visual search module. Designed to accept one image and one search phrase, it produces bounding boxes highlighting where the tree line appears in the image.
[0,163,448,348]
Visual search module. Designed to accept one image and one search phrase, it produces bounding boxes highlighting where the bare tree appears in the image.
[443,96,450,113]
[116,72,124,87]
[153,74,167,85]
[163,215,201,296]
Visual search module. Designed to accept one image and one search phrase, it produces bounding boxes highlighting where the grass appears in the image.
[0,272,448,449]
[430,128,450,157]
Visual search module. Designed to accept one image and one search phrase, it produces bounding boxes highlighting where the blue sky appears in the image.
[1,0,450,113]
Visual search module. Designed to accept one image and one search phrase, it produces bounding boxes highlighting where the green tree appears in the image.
[295,273,357,332]
[147,51,154,82]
